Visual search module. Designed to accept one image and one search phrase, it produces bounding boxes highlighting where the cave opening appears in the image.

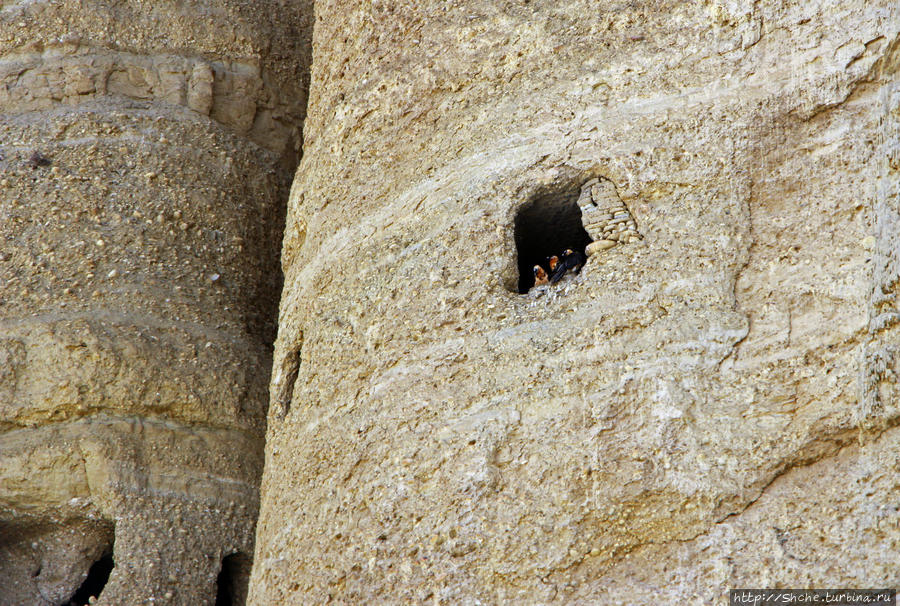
[216,552,252,606]
[513,187,592,293]
[66,553,113,606]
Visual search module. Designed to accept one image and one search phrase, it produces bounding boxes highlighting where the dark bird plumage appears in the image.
[549,248,586,283]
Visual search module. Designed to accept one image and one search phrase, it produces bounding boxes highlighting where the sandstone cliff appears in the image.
[3,1,899,604]
[0,2,311,604]
[251,0,900,603]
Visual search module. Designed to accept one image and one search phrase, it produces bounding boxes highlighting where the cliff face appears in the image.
[0,1,311,604]
[3,1,899,604]
[251,0,899,603]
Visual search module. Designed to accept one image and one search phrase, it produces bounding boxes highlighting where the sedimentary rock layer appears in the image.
[251,0,900,603]
[0,1,311,604]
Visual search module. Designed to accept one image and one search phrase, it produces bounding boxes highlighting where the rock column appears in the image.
[0,1,311,604]
[251,1,899,603]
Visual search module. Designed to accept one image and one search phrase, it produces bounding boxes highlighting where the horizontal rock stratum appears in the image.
[250,0,900,603]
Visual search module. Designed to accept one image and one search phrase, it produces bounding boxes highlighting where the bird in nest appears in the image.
[550,248,586,283]
[533,264,549,287]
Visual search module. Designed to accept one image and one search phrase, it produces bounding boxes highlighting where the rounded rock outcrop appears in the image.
[250,1,900,603]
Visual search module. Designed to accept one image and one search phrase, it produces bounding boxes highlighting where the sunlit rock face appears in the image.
[250,0,900,603]
[0,1,311,603]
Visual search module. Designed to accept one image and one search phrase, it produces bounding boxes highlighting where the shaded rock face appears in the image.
[251,0,900,603]
[0,1,311,604]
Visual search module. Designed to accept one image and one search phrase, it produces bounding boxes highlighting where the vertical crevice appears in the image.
[274,335,303,419]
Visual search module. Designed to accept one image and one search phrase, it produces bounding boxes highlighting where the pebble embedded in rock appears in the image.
[586,240,617,256]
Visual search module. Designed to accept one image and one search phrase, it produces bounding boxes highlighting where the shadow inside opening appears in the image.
[513,188,592,293]
[67,553,113,606]
[216,552,252,606]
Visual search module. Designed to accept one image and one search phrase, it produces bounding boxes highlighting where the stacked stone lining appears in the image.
[577,177,642,256]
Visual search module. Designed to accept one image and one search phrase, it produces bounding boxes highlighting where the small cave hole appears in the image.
[513,187,592,293]
[216,552,252,606]
[66,553,113,606]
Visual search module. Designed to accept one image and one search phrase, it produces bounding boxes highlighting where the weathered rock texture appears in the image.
[0,1,311,604]
[251,0,900,603]
[577,177,642,253]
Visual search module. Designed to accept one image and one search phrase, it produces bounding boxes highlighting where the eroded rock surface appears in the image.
[0,1,311,604]
[251,0,900,603]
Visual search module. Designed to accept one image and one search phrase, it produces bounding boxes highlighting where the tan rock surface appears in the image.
[251,0,899,603]
[0,1,311,604]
